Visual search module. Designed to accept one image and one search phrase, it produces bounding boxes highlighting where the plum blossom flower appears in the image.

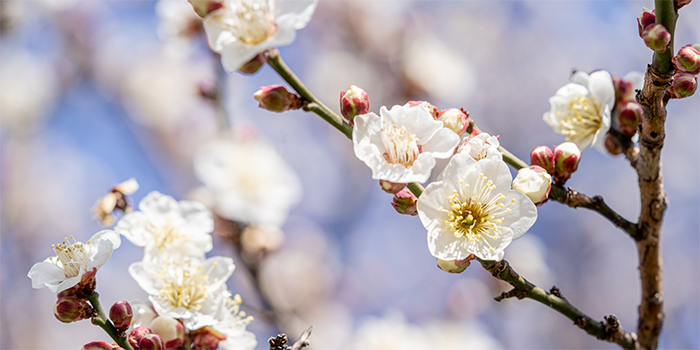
[417,154,537,261]
[456,132,501,161]
[193,136,302,227]
[214,294,257,350]
[543,70,615,151]
[353,102,460,183]
[129,256,234,330]
[28,230,121,293]
[116,191,214,264]
[203,0,319,72]
[512,166,552,204]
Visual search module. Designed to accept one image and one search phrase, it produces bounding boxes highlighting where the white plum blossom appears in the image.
[348,311,432,350]
[28,230,121,293]
[193,136,302,227]
[353,102,460,183]
[115,191,214,264]
[417,154,537,261]
[456,132,502,161]
[215,294,257,350]
[129,256,234,330]
[543,70,615,151]
[204,0,319,72]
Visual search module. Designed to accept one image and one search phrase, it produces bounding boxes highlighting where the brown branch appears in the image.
[548,184,638,237]
[478,259,639,349]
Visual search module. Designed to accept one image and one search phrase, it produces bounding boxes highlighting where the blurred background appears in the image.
[1,0,699,349]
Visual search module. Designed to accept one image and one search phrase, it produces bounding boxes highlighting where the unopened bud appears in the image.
[139,334,166,350]
[642,23,671,53]
[613,75,635,102]
[437,254,475,274]
[189,0,223,17]
[238,53,268,75]
[241,225,285,263]
[81,341,115,350]
[150,316,185,350]
[379,180,406,194]
[192,327,226,350]
[605,134,623,156]
[668,72,698,98]
[618,101,643,137]
[129,325,153,349]
[253,85,302,112]
[512,166,552,204]
[339,85,370,125]
[530,146,554,174]
[637,7,656,36]
[675,0,692,10]
[672,45,700,75]
[553,142,581,185]
[391,188,418,216]
[109,301,133,330]
[437,108,470,136]
[54,296,92,323]
[407,100,439,119]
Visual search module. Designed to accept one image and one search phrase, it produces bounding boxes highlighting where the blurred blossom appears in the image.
[456,132,501,162]
[193,135,302,227]
[424,319,503,350]
[505,235,553,287]
[156,0,203,55]
[348,311,432,350]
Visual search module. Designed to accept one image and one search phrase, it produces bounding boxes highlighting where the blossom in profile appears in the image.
[543,70,614,151]
[214,294,257,350]
[417,154,537,261]
[203,0,319,72]
[28,230,121,293]
[115,191,213,264]
[455,131,501,161]
[193,136,302,227]
[353,102,460,183]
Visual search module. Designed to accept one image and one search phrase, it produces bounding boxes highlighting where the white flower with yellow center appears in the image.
[215,294,257,350]
[456,132,502,162]
[28,230,121,293]
[543,70,615,150]
[194,136,302,227]
[353,102,460,183]
[204,0,318,72]
[417,154,537,261]
[115,191,213,264]
[129,256,235,330]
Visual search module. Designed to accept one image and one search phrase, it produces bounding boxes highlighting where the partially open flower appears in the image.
[456,132,501,161]
[437,108,470,136]
[512,166,552,204]
[340,85,370,125]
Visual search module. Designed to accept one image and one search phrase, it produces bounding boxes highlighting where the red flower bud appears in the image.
[553,142,581,185]
[139,334,166,350]
[81,341,115,350]
[530,146,554,174]
[675,0,692,10]
[54,296,93,323]
[604,134,623,156]
[618,101,643,137]
[192,327,226,350]
[642,23,671,53]
[613,75,635,103]
[339,85,370,125]
[109,301,133,330]
[253,85,302,112]
[129,325,153,349]
[672,45,700,75]
[637,7,656,36]
[668,72,698,98]
[391,188,418,216]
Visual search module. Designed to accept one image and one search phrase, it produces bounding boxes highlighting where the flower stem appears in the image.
[498,146,528,170]
[407,182,424,197]
[266,49,353,139]
[652,0,678,75]
[84,292,134,350]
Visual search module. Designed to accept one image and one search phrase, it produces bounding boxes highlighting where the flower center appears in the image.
[556,95,602,141]
[441,174,516,252]
[381,123,421,167]
[226,294,254,325]
[52,236,92,279]
[227,0,277,45]
[149,221,188,251]
[158,260,218,310]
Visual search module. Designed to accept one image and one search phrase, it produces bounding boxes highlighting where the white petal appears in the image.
[569,70,590,86]
[588,70,615,111]
[139,191,179,226]
[87,237,115,272]
[275,0,318,29]
[420,128,460,158]
[115,212,151,247]
[129,262,161,295]
[204,256,236,291]
[28,259,66,290]
[436,152,477,183]
[89,229,121,250]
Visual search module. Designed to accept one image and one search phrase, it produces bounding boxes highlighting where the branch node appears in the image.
[574,316,587,328]
[494,287,528,302]
[549,286,564,299]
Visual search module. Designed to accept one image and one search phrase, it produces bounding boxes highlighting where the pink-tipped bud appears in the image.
[437,108,470,136]
[530,146,554,174]
[129,325,153,349]
[189,0,223,17]
[613,75,635,103]
[379,180,406,194]
[675,0,692,9]
[604,134,623,156]
[618,101,643,137]
[150,316,185,350]
[139,334,166,350]
[253,85,302,112]
[81,341,115,350]
[437,254,475,274]
[637,8,656,36]
[238,53,268,75]
[339,85,370,125]
[672,45,700,75]
[407,100,439,119]
[668,72,698,98]
[553,142,581,185]
[642,23,671,53]
[109,301,133,330]
[54,296,92,323]
[192,327,226,350]
[391,188,418,216]
[512,166,552,205]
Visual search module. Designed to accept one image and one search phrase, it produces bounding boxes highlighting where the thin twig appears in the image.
[84,292,134,350]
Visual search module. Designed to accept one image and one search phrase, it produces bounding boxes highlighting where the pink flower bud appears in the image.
[668,72,698,98]
[675,0,692,9]
[407,100,439,119]
[253,85,302,112]
[379,180,406,194]
[553,142,581,185]
[192,327,226,350]
[109,301,133,330]
[512,166,552,204]
[129,325,153,349]
[437,108,470,136]
[642,23,671,53]
[618,101,643,137]
[530,146,554,174]
[391,188,418,216]
[238,53,268,75]
[604,134,623,156]
[81,341,114,350]
[613,75,635,103]
[436,254,475,274]
[339,85,370,125]
[672,45,700,75]
[54,296,92,323]
[189,0,223,17]
[139,334,166,350]
[637,7,656,36]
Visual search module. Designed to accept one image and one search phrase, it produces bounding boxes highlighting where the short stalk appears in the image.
[407,182,424,198]
[84,292,134,350]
